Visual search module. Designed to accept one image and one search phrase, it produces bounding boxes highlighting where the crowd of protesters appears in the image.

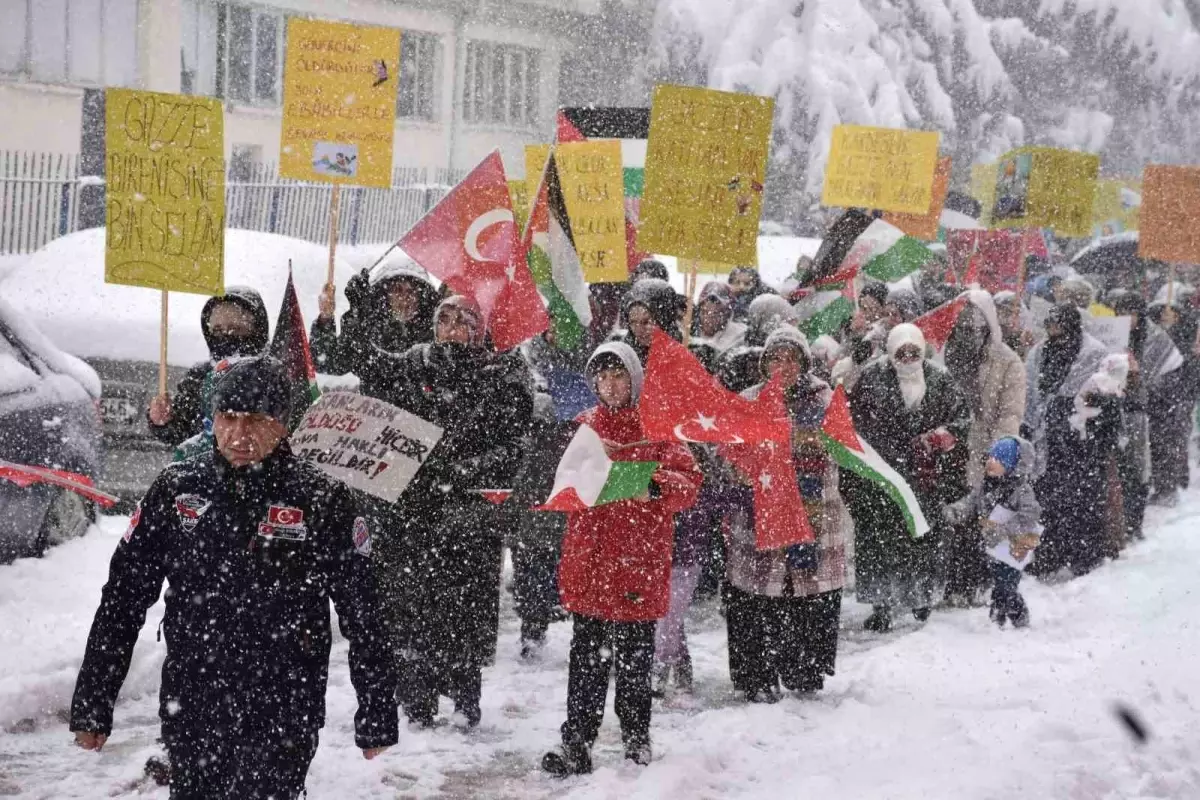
[71,228,1200,794]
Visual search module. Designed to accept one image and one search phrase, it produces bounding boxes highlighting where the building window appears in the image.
[215,2,284,106]
[0,0,138,87]
[463,41,540,129]
[397,31,441,122]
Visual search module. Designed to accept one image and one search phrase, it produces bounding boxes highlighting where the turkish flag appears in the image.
[399,150,547,350]
[720,377,814,550]
[914,295,970,352]
[640,330,790,445]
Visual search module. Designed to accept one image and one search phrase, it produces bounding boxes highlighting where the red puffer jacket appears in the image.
[557,404,702,622]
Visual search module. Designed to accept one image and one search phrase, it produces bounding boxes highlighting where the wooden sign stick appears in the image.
[158,290,169,396]
[682,260,699,346]
[327,184,342,286]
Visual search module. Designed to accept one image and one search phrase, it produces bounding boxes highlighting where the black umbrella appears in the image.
[1069,235,1167,292]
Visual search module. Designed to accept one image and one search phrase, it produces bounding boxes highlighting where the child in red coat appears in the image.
[542,341,701,775]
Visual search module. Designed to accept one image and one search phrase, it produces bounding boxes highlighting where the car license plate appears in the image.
[100,396,140,426]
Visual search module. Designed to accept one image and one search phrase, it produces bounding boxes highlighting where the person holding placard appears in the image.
[374,296,535,729]
[148,288,271,449]
[311,253,441,399]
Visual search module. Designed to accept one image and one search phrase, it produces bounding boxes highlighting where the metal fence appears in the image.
[0,152,465,255]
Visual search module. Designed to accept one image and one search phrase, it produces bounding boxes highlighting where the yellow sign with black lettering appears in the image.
[104,88,225,295]
[640,85,774,265]
[991,146,1098,238]
[280,18,400,188]
[556,141,628,282]
[821,125,940,215]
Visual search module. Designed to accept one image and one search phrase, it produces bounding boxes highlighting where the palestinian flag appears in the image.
[505,421,659,511]
[913,294,970,351]
[557,107,650,267]
[270,267,320,409]
[839,218,937,283]
[821,386,930,538]
[799,282,855,340]
[523,151,593,351]
[803,209,875,286]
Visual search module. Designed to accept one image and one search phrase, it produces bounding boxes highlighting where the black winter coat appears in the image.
[309,270,440,400]
[149,287,271,447]
[69,445,397,750]
[375,342,534,666]
[843,361,970,609]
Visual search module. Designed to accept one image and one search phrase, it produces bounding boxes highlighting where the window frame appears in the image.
[396,30,442,124]
[216,1,285,108]
[0,0,139,89]
[462,39,541,131]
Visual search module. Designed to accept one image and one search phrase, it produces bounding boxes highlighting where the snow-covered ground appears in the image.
[3,497,1200,798]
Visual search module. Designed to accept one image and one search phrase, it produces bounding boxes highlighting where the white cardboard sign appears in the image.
[1084,314,1132,354]
[291,391,443,502]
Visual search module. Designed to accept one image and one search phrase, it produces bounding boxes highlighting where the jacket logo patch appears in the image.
[352,516,371,557]
[259,504,308,541]
[123,504,142,543]
[268,505,305,526]
[174,494,211,532]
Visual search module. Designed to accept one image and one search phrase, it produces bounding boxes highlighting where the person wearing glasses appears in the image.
[841,323,970,633]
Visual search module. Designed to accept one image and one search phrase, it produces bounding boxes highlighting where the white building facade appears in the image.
[0,0,629,180]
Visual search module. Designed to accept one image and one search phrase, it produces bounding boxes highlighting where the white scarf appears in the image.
[887,322,928,410]
[894,360,927,409]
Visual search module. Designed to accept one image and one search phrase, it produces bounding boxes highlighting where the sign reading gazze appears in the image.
[292,391,442,502]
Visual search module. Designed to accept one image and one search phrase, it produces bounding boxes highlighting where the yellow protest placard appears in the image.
[991,147,1099,238]
[639,85,774,265]
[525,144,550,202]
[104,88,224,295]
[508,180,531,232]
[821,125,940,215]
[970,163,997,226]
[883,156,951,241]
[555,141,628,282]
[1092,178,1140,237]
[280,18,400,188]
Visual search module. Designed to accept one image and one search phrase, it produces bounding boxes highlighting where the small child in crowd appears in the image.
[945,437,1042,628]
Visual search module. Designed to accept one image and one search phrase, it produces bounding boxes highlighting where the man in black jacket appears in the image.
[71,356,397,799]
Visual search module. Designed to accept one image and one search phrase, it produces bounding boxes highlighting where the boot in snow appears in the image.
[624,740,653,766]
[912,607,931,622]
[863,605,892,633]
[746,685,780,704]
[542,741,593,776]
[1008,595,1030,629]
[651,663,669,698]
[674,654,694,694]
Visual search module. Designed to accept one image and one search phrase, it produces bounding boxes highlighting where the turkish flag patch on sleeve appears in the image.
[123,504,142,543]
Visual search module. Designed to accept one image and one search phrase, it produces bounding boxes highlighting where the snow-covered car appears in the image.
[0,297,103,561]
[3,229,357,506]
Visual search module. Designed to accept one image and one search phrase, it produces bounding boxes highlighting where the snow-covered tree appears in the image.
[641,0,1200,229]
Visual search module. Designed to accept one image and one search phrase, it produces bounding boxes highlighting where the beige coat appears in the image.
[961,291,1027,489]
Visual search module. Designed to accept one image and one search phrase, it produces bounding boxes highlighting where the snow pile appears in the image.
[0,516,164,732]
[4,491,1200,796]
[0,297,101,417]
[3,230,358,366]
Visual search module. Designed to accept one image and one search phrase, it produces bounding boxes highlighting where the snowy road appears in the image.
[3,500,1200,799]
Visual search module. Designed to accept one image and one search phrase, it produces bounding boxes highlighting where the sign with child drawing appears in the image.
[279,18,400,188]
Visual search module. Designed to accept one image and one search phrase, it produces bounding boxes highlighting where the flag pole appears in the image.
[158,290,169,396]
[1164,262,1178,330]
[682,259,698,346]
[1015,229,1030,297]
[326,184,342,287]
